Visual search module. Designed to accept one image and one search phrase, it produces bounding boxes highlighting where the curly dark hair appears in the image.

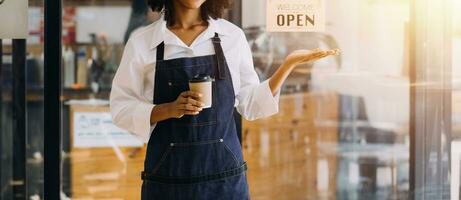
[147,0,232,26]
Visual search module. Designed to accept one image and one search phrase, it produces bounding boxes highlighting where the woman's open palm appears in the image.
[284,48,340,67]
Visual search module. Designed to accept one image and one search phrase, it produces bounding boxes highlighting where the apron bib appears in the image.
[141,33,250,200]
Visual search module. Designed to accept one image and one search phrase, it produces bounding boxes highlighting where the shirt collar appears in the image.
[149,14,229,50]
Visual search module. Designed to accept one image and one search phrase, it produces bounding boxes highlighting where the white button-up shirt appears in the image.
[110,16,280,143]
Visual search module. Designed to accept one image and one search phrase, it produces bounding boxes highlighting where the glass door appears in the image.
[1,0,45,199]
[56,1,242,199]
[243,0,411,199]
[2,0,459,199]
[241,0,455,199]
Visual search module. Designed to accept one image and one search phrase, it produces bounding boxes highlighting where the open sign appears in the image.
[277,14,316,27]
[267,0,325,32]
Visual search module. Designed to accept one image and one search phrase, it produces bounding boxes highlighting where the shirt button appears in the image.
[187,48,194,55]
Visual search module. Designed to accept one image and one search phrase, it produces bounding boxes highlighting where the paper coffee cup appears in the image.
[189,76,213,108]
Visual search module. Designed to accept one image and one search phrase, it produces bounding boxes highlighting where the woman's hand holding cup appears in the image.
[168,91,205,118]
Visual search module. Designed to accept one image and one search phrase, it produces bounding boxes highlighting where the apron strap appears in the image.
[211,33,227,80]
[156,42,165,61]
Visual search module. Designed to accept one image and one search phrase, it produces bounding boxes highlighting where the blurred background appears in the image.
[0,0,460,199]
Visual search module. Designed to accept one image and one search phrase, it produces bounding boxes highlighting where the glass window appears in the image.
[1,0,45,199]
[59,1,147,199]
[2,0,458,199]
[242,0,410,199]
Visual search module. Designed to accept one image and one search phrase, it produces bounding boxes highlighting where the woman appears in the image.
[110,0,338,199]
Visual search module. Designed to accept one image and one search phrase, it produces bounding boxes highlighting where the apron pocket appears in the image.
[151,139,240,177]
[168,80,218,126]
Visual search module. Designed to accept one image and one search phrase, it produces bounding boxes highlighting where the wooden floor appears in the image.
[68,92,339,199]
[243,92,338,200]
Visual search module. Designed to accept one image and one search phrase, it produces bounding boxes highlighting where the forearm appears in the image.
[268,63,295,96]
[150,103,173,124]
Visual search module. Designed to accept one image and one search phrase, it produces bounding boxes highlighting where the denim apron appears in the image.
[141,33,250,200]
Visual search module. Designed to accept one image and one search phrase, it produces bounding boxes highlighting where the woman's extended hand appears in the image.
[283,49,340,68]
[268,48,340,96]
[168,91,205,118]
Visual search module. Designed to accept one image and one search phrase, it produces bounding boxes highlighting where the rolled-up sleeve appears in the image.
[110,38,155,143]
[235,31,280,120]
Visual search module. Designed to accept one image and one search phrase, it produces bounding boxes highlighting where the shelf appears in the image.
[1,87,111,102]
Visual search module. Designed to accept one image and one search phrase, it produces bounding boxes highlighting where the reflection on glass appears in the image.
[59,1,156,199]
[1,38,15,199]
[33,0,458,199]
[58,0,244,199]
[1,0,45,199]
[242,0,410,199]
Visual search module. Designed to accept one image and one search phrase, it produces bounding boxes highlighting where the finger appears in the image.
[312,48,322,52]
[304,51,328,61]
[181,104,202,111]
[180,91,202,99]
[315,52,333,60]
[300,52,329,63]
[177,96,188,104]
[326,49,340,55]
[184,97,204,107]
[183,110,200,115]
[333,49,341,55]
[314,51,329,57]
[306,51,326,58]
[178,96,202,106]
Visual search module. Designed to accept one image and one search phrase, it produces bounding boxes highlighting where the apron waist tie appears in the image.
[141,162,247,184]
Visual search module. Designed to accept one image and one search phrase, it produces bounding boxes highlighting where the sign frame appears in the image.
[266,0,325,32]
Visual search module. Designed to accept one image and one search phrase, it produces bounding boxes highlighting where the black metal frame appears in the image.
[0,39,3,199]
[12,39,27,200]
[409,0,416,197]
[44,0,62,199]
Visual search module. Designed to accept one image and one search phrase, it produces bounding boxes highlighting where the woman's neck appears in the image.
[170,2,205,29]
